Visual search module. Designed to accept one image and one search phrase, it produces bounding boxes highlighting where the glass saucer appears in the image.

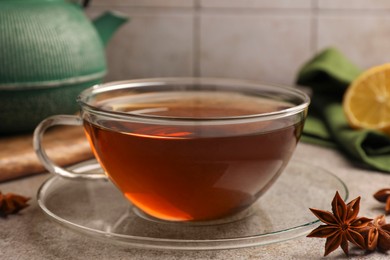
[37,159,348,250]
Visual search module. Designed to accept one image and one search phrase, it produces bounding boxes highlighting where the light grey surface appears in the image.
[1,142,390,259]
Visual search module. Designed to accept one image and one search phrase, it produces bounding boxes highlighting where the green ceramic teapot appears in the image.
[0,0,128,134]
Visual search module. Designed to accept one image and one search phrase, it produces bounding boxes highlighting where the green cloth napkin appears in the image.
[296,47,390,172]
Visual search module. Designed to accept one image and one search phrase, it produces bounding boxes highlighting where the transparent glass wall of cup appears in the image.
[34,78,310,222]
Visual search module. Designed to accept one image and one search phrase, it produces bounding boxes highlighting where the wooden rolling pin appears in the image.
[0,126,94,182]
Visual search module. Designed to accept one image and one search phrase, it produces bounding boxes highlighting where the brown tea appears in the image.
[83,92,303,221]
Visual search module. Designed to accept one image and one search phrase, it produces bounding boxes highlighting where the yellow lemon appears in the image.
[343,64,390,135]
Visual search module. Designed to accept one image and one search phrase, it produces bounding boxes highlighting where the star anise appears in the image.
[373,188,390,215]
[307,191,372,256]
[0,191,30,217]
[360,215,390,252]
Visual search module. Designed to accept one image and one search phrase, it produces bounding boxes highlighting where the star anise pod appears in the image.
[360,215,390,252]
[373,188,390,215]
[307,191,372,256]
[0,191,30,217]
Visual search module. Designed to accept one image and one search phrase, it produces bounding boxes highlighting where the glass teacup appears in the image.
[34,78,310,222]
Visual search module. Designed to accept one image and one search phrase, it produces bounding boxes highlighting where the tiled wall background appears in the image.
[86,0,390,86]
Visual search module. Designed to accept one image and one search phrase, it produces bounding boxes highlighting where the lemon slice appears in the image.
[343,64,390,134]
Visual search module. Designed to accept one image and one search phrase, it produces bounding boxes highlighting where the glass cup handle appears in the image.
[33,115,107,180]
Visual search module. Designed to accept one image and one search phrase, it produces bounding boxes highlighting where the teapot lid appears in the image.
[0,0,106,90]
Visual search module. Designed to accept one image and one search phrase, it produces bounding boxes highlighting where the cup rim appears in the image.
[77,77,310,122]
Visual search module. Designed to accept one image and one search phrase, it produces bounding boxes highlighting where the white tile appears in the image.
[86,7,194,81]
[199,14,313,85]
[318,0,390,10]
[200,0,312,9]
[317,15,390,69]
[89,0,194,8]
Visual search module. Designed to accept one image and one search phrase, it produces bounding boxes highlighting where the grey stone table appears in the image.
[1,142,390,260]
